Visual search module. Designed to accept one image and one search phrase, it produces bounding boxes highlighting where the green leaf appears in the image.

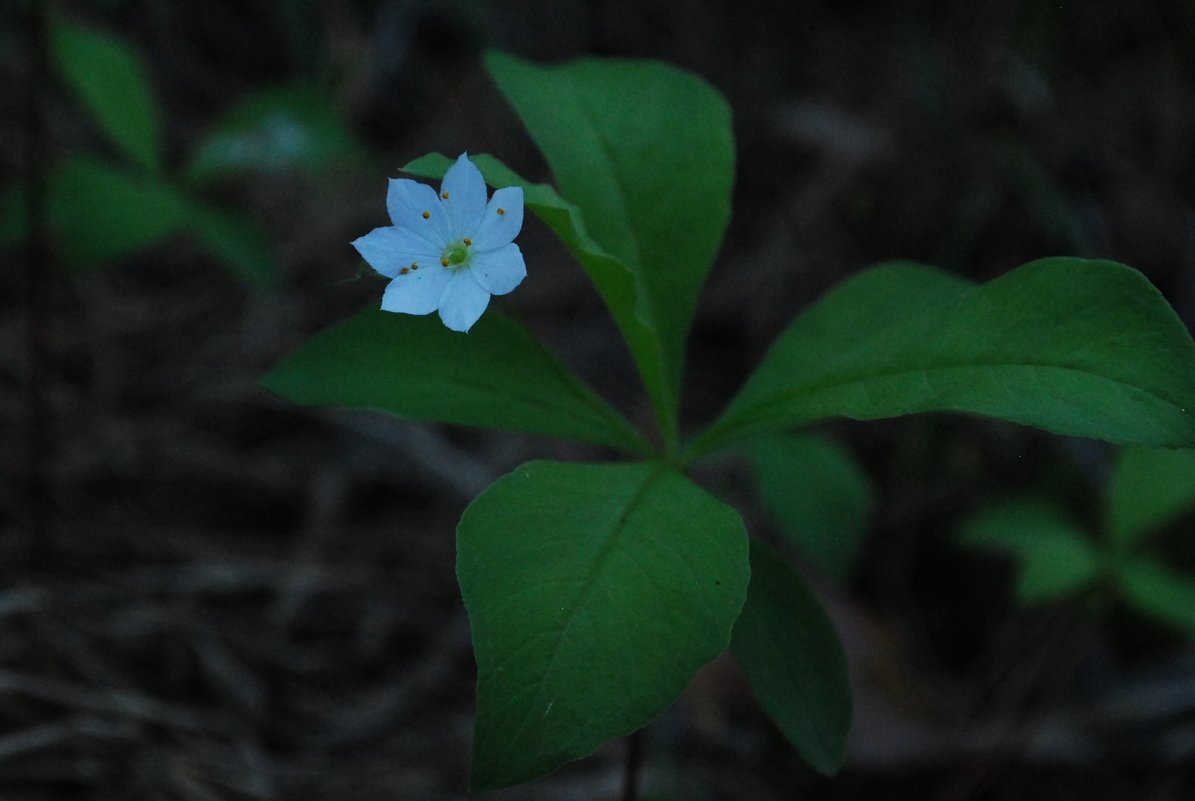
[958,498,1104,604]
[481,51,735,451]
[749,433,874,581]
[184,84,365,184]
[457,460,750,789]
[49,15,162,172]
[186,202,278,291]
[730,540,851,775]
[48,156,189,269]
[262,309,649,454]
[1107,446,1195,554]
[1119,557,1195,635]
[691,259,1195,459]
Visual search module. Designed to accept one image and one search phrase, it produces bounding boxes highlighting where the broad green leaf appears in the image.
[482,52,735,450]
[750,432,874,581]
[1107,447,1195,554]
[958,499,1104,604]
[691,259,1195,459]
[1119,557,1195,635]
[49,157,189,269]
[262,310,649,454]
[730,540,851,774]
[457,460,750,789]
[49,16,162,172]
[184,85,365,184]
[186,202,278,291]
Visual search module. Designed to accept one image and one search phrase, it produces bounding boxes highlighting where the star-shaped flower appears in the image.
[352,153,526,332]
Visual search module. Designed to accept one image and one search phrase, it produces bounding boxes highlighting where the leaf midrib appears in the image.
[723,358,1194,441]
[570,89,643,273]
[504,464,666,766]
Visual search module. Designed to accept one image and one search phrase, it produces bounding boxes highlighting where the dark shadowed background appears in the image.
[4,0,1195,798]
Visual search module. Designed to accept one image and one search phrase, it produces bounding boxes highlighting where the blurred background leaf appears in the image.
[1106,447,1195,555]
[185,202,279,290]
[1118,558,1195,636]
[48,156,188,269]
[184,85,366,184]
[749,432,874,582]
[958,498,1103,604]
[49,14,163,172]
[3,158,278,287]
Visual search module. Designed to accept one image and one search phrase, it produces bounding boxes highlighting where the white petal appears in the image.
[386,177,452,245]
[352,226,440,278]
[440,153,488,238]
[380,263,453,315]
[472,186,524,250]
[469,244,526,296]
[437,270,491,332]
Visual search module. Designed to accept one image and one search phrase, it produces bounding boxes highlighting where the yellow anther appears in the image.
[422,211,430,219]
[441,257,450,267]
[400,267,409,275]
[411,262,418,270]
[463,238,472,246]
[497,208,506,216]
[441,191,450,199]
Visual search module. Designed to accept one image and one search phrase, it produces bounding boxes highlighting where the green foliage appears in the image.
[3,157,278,287]
[29,15,325,287]
[958,499,1103,603]
[185,203,278,291]
[960,447,1195,632]
[750,433,875,581]
[457,460,750,789]
[1119,558,1195,634]
[49,15,163,172]
[731,540,851,773]
[262,51,1195,791]
[184,85,365,184]
[692,259,1195,459]
[1107,446,1195,554]
[482,51,735,451]
[261,309,650,453]
[49,156,189,268]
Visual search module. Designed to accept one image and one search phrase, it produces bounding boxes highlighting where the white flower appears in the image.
[352,153,526,332]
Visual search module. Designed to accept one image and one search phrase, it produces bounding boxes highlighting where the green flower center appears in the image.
[442,243,470,268]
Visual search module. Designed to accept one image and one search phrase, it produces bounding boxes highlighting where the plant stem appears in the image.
[621,728,644,801]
